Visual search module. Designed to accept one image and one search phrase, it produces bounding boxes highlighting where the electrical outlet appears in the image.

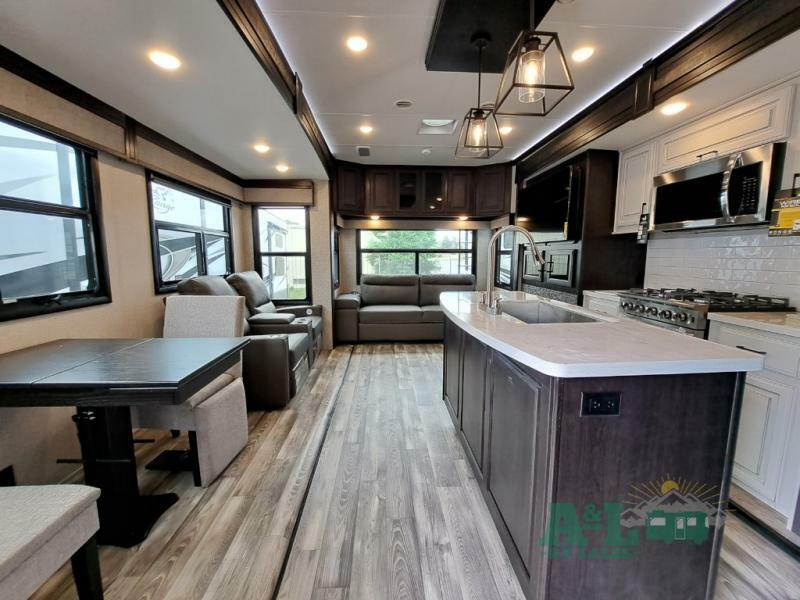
[581,392,621,416]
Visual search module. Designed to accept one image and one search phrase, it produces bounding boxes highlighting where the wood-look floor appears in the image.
[33,344,800,599]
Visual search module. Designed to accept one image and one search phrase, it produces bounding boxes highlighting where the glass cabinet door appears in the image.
[423,171,445,214]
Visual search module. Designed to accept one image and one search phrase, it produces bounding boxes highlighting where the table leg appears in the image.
[73,406,178,547]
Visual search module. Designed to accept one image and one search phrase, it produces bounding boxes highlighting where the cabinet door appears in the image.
[613,141,656,234]
[365,168,396,213]
[445,169,472,215]
[732,373,794,506]
[397,170,421,211]
[443,317,463,424]
[475,166,510,216]
[487,352,542,571]
[422,170,446,215]
[655,85,794,174]
[336,165,364,213]
[460,333,487,470]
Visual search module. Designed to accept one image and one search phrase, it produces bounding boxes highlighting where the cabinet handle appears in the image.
[735,344,767,355]
[696,150,719,161]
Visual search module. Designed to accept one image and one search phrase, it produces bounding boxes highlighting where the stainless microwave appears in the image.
[651,142,785,231]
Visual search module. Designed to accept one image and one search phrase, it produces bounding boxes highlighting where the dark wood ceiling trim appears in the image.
[242,178,314,189]
[515,0,800,181]
[217,0,335,176]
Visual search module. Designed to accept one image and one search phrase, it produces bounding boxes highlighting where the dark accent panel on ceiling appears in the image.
[426,0,556,73]
[241,178,314,189]
[515,0,800,182]
[217,0,334,176]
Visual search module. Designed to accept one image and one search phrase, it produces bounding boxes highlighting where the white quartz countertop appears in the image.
[708,311,800,339]
[582,290,624,300]
[440,291,763,378]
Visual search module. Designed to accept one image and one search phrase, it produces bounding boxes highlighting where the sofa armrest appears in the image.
[242,335,291,410]
[248,318,313,336]
[334,293,361,310]
[277,304,323,317]
[248,312,295,326]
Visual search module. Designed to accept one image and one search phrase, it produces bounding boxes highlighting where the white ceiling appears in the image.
[0,0,329,180]
[258,0,736,166]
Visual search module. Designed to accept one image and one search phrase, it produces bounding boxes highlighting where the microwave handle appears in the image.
[719,152,743,222]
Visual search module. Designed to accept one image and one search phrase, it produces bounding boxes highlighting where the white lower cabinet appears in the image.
[708,320,800,520]
[582,292,621,317]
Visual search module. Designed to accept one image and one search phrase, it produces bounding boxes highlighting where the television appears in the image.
[516,164,579,242]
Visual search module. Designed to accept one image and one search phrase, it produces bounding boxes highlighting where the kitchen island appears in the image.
[440,291,762,600]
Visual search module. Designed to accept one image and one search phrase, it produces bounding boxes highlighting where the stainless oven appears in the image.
[651,142,784,231]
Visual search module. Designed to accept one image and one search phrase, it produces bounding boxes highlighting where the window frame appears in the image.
[146,171,234,294]
[252,205,313,305]
[356,229,477,281]
[0,115,111,322]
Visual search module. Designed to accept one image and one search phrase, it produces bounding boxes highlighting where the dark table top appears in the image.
[0,338,249,407]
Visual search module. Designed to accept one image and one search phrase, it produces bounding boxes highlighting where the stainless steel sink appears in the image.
[499,300,599,324]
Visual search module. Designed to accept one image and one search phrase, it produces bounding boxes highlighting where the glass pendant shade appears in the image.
[455,108,503,159]
[495,30,574,117]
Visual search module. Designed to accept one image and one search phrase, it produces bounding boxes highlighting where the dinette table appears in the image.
[0,337,248,547]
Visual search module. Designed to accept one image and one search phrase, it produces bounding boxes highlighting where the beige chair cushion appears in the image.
[0,485,100,582]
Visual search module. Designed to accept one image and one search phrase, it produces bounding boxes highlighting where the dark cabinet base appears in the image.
[443,317,745,600]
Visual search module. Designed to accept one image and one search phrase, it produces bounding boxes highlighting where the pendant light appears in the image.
[455,33,503,159]
[493,2,574,117]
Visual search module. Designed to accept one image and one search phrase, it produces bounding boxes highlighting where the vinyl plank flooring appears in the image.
[34,344,800,600]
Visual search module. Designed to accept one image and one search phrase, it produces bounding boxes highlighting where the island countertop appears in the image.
[440,291,763,378]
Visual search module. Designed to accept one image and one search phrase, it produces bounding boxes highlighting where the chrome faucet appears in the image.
[483,225,546,315]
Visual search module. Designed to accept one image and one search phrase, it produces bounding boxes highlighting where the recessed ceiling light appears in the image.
[346,36,368,53]
[253,143,270,154]
[499,125,513,135]
[421,119,454,127]
[421,148,432,156]
[572,47,595,62]
[359,125,373,134]
[418,119,457,135]
[458,216,469,221]
[660,101,688,116]
[370,215,381,220]
[148,49,181,71]
[275,164,290,173]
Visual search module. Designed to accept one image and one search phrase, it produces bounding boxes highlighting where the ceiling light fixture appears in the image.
[253,143,270,154]
[359,125,373,134]
[660,100,688,116]
[346,36,368,53]
[458,216,469,221]
[494,2,574,117]
[499,125,513,135]
[421,148,432,156]
[148,49,182,71]
[370,215,381,220]
[275,164,290,173]
[455,33,503,159]
[572,46,595,62]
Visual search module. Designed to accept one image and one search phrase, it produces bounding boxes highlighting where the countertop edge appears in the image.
[708,312,800,339]
[442,294,764,378]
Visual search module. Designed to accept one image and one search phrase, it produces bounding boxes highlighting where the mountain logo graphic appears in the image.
[620,475,722,545]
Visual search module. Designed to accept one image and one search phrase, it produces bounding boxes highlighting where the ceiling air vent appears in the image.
[417,119,458,135]
[394,99,413,109]
[357,146,371,157]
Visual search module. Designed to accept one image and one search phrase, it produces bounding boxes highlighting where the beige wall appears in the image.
[0,154,167,484]
[309,181,334,349]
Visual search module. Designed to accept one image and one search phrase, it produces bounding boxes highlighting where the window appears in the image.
[147,174,233,292]
[358,229,475,278]
[0,117,109,321]
[254,206,311,303]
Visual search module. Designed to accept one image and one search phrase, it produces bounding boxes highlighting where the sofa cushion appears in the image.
[359,305,423,324]
[177,276,238,297]
[227,271,277,313]
[0,485,100,582]
[420,305,444,323]
[419,274,476,306]
[360,275,419,306]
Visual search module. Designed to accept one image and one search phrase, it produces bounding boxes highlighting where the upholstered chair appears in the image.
[0,485,103,599]
[131,295,248,487]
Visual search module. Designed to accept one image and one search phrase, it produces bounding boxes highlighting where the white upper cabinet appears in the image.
[613,141,657,234]
[654,85,795,174]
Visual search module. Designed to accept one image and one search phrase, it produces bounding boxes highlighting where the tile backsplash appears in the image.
[644,227,800,306]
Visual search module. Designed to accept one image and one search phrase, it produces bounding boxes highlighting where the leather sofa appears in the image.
[176,273,322,410]
[334,274,475,342]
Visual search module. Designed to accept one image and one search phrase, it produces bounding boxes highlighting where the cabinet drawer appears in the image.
[714,325,800,377]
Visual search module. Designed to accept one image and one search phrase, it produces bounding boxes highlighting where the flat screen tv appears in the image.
[516,164,577,242]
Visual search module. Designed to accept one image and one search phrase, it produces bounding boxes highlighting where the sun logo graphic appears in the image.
[620,475,723,545]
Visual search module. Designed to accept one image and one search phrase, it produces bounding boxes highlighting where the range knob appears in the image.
[621,301,632,310]
[635,304,645,313]
[647,306,659,315]
[677,313,688,322]
[660,309,673,319]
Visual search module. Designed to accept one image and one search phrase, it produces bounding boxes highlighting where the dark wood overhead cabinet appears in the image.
[334,162,509,218]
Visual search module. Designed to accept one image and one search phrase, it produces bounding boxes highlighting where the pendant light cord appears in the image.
[476,43,483,108]
[529,0,536,29]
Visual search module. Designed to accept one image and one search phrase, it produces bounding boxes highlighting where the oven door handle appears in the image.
[735,344,767,355]
[719,152,743,222]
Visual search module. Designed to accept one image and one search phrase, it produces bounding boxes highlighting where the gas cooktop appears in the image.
[617,288,795,337]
